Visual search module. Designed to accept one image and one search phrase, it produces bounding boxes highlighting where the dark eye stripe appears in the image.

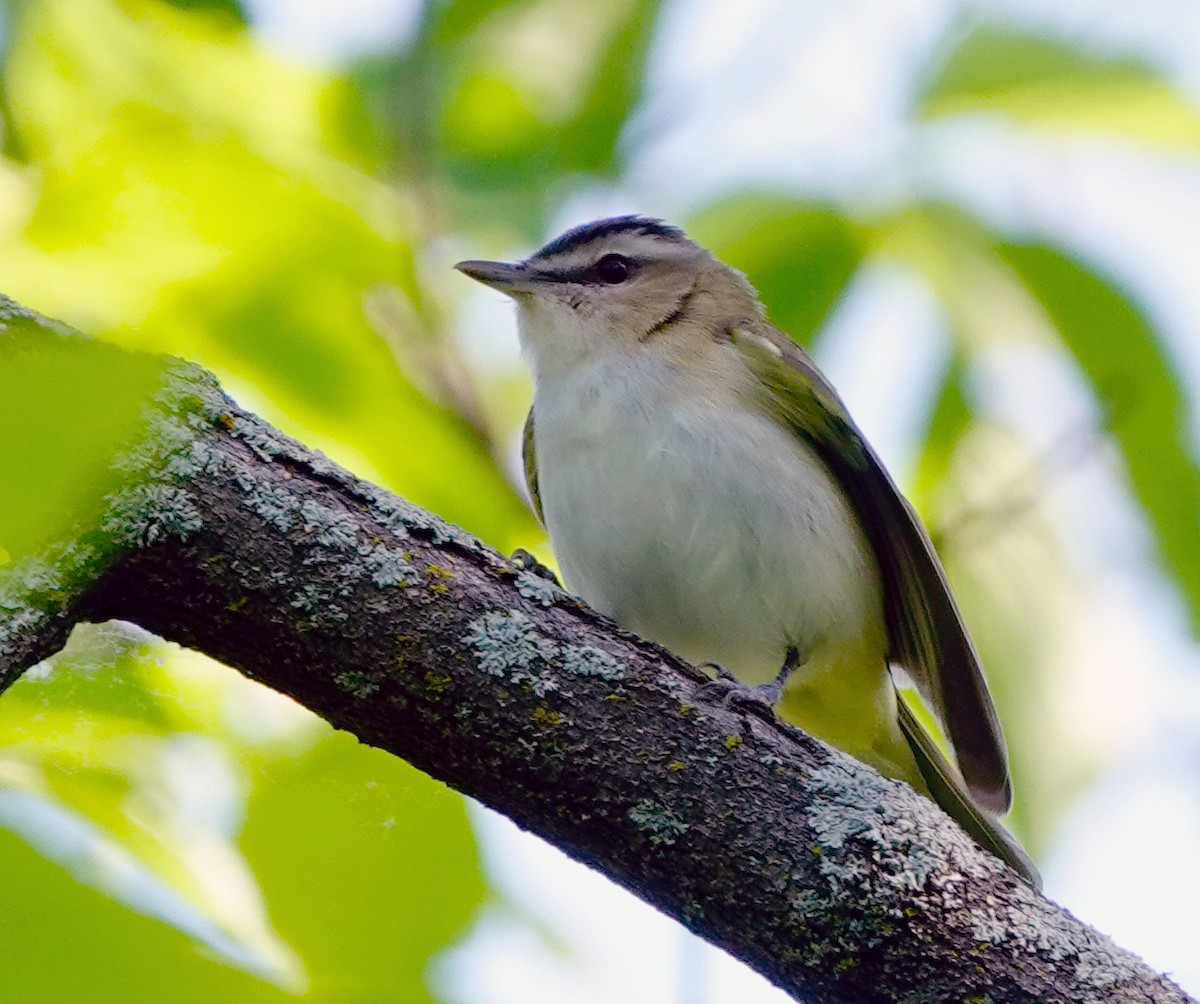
[532,260,639,285]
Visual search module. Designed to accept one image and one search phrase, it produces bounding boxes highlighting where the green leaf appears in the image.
[1,625,486,1001]
[910,356,973,519]
[0,328,167,561]
[555,0,660,176]
[157,0,245,24]
[1,0,534,547]
[0,626,306,992]
[374,0,665,237]
[1,822,297,1003]
[240,731,485,1003]
[995,242,1200,630]
[917,27,1200,147]
[687,195,864,347]
[0,1,28,159]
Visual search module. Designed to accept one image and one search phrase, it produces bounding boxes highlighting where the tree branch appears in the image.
[0,297,1191,1004]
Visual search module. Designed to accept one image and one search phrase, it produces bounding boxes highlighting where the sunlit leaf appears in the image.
[241,731,485,1004]
[0,1,27,159]
[159,0,245,23]
[0,625,305,990]
[1,623,487,1001]
[0,328,166,561]
[431,0,528,48]
[555,0,660,175]
[995,242,1200,631]
[2,822,299,1003]
[917,27,1200,148]
[1,0,533,547]
[373,0,664,237]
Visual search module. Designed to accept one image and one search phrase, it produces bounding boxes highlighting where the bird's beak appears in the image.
[454,259,538,296]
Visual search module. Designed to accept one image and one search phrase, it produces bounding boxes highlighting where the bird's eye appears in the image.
[594,254,631,284]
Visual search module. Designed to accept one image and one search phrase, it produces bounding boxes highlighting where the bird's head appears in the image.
[455,216,760,380]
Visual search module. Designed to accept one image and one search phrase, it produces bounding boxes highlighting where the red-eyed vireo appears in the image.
[456,216,1038,885]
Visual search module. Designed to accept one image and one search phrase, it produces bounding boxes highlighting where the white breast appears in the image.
[533,353,885,685]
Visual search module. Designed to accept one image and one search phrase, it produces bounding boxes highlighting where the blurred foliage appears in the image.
[2,0,1200,999]
[1,0,533,547]
[917,27,1200,148]
[1,624,484,1001]
[995,243,1200,634]
[0,333,168,559]
[688,196,864,347]
[362,0,663,237]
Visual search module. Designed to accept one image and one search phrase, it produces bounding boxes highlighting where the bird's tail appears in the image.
[897,696,1041,887]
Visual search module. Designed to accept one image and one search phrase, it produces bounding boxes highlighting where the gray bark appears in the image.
[0,296,1191,1004]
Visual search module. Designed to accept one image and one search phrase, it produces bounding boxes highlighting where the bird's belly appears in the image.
[537,398,884,685]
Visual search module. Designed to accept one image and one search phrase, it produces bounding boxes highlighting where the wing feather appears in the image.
[522,408,545,524]
[731,323,1012,813]
[898,699,1035,882]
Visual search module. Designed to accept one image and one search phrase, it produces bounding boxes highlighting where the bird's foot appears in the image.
[511,548,561,586]
[697,648,800,714]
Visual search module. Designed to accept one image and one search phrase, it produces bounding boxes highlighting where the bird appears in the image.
[455,215,1038,885]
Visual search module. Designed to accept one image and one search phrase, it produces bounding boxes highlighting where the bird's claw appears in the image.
[697,664,784,714]
[696,648,800,716]
[511,548,561,586]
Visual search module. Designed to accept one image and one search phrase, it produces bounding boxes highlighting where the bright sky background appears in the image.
[246,0,1200,998]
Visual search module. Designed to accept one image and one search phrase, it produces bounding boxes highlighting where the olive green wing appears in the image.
[522,408,544,524]
[731,323,1012,815]
[898,698,1037,884]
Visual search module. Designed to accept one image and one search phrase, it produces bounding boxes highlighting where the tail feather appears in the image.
[897,697,1041,888]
